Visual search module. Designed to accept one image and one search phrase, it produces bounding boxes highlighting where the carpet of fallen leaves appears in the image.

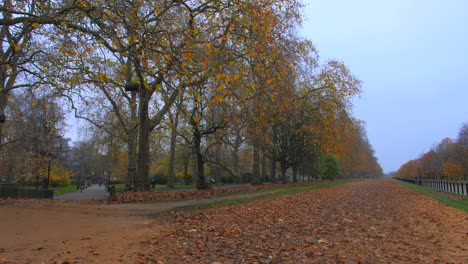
[139,179,467,263]
[108,184,283,204]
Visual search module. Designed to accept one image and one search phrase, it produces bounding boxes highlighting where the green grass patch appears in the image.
[178,178,363,211]
[113,183,195,193]
[156,184,195,191]
[52,185,80,196]
[396,181,468,212]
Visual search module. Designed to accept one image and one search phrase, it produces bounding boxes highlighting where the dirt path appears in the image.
[0,190,278,263]
[55,184,109,201]
[1,179,467,263]
[141,179,468,263]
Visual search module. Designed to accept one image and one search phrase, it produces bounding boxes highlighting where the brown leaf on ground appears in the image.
[141,179,468,263]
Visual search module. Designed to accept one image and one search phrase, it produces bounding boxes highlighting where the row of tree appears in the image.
[1,0,382,190]
[395,123,467,181]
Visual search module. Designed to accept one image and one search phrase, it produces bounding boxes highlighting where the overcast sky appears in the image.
[301,0,468,173]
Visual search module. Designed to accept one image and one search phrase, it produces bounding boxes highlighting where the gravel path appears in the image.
[1,179,466,263]
[54,184,109,200]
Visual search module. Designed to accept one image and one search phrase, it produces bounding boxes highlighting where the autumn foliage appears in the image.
[1,0,383,188]
[396,123,467,180]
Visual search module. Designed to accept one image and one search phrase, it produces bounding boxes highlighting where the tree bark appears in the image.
[193,127,205,189]
[126,91,137,190]
[167,111,179,189]
[280,163,288,184]
[252,144,261,185]
[292,164,298,183]
[261,150,267,182]
[231,151,240,179]
[135,88,151,190]
[270,158,276,182]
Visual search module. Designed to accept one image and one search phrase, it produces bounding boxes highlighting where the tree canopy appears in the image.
[1,0,383,189]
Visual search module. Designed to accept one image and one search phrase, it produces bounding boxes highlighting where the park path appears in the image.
[1,179,467,263]
[54,183,253,201]
[143,179,468,263]
[55,184,109,200]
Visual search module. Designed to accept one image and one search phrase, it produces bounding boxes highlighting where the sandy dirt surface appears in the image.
[0,191,277,263]
[1,179,467,263]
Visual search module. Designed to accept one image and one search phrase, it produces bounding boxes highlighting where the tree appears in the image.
[323,154,340,180]
[2,89,67,187]
[396,123,467,181]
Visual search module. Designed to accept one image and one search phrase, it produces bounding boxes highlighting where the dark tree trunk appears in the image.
[292,164,298,183]
[280,163,288,184]
[0,90,9,155]
[135,88,151,190]
[167,111,179,189]
[191,145,198,185]
[252,144,261,185]
[270,158,276,182]
[261,150,267,182]
[183,159,190,185]
[126,91,137,190]
[231,151,240,179]
[193,127,206,189]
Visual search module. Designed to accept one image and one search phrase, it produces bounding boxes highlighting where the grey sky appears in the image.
[301,0,468,172]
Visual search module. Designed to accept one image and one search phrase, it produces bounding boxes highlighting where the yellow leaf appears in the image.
[212,95,224,104]
[216,84,225,92]
[32,22,40,29]
[96,73,106,81]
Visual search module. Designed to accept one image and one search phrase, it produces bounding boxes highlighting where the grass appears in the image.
[179,178,363,211]
[52,183,196,195]
[114,183,195,193]
[52,185,80,195]
[396,180,468,212]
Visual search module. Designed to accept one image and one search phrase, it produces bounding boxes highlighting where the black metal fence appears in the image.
[394,177,468,196]
[0,183,54,199]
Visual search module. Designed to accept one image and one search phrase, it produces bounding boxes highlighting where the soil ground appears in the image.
[0,179,467,263]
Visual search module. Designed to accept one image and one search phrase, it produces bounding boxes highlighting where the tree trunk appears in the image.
[126,91,137,190]
[167,111,179,189]
[183,158,190,185]
[193,127,205,189]
[0,89,9,154]
[135,88,151,190]
[191,145,198,186]
[252,144,261,185]
[261,150,267,182]
[292,164,298,182]
[270,158,276,182]
[231,151,240,179]
[280,163,288,184]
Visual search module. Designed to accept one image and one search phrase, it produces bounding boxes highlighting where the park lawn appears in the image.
[396,180,468,212]
[52,185,79,196]
[113,183,195,192]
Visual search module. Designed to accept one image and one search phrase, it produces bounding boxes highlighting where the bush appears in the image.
[241,172,253,183]
[220,173,235,184]
[323,154,340,180]
[152,173,167,184]
[49,165,73,187]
